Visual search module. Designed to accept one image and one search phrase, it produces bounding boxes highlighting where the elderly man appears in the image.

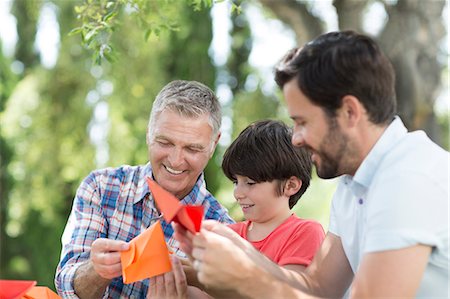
[55,80,234,298]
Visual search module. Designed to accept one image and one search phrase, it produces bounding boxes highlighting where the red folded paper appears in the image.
[0,280,36,299]
[120,220,172,284]
[146,178,204,233]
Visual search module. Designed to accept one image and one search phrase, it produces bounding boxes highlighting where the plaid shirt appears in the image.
[55,163,234,298]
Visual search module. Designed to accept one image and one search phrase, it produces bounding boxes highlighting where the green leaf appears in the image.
[144,28,152,41]
[68,27,83,36]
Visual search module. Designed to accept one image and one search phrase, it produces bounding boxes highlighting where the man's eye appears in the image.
[187,147,202,153]
[157,141,171,146]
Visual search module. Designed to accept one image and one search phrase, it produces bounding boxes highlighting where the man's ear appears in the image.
[283,176,302,197]
[340,95,364,128]
[210,132,221,158]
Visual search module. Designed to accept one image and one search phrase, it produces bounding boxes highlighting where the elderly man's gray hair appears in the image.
[148,80,222,140]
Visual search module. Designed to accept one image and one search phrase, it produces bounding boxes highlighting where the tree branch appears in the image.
[257,0,324,45]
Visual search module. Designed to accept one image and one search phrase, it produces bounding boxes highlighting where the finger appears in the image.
[200,220,221,231]
[191,247,205,263]
[163,271,176,297]
[173,223,194,256]
[92,238,129,252]
[179,258,192,267]
[93,261,122,279]
[192,260,201,272]
[154,274,165,297]
[202,221,238,239]
[192,230,208,248]
[148,277,157,298]
[171,256,188,297]
[91,250,122,269]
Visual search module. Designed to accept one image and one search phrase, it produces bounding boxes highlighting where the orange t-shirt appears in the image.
[228,214,325,266]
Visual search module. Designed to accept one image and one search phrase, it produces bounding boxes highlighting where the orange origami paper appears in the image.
[22,286,61,299]
[0,280,36,299]
[120,220,172,284]
[146,178,204,233]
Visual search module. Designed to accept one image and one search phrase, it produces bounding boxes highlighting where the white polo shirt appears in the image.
[329,117,449,298]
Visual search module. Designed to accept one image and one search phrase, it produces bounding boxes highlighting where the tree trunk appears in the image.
[258,0,446,145]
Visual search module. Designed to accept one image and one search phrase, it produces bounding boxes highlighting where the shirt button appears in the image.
[358,198,364,205]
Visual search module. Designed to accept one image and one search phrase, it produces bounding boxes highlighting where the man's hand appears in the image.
[173,223,195,258]
[90,238,129,279]
[190,221,256,291]
[148,256,188,299]
[74,238,129,298]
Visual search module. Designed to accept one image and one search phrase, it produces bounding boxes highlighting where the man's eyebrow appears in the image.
[155,135,206,150]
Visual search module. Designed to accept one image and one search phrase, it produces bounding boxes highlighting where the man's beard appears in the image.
[314,118,349,179]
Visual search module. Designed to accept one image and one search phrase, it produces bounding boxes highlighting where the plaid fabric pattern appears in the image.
[55,163,234,298]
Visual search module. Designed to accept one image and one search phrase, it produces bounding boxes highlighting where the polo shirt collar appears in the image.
[348,116,408,197]
[135,162,154,204]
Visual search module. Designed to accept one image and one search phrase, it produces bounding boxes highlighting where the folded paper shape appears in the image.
[23,286,61,299]
[146,178,204,233]
[0,280,36,299]
[120,220,172,284]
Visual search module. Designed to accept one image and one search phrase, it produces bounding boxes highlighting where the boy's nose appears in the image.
[233,185,245,201]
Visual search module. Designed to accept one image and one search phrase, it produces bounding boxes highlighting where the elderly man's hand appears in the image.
[90,238,129,279]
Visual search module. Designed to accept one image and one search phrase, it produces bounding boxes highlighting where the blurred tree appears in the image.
[1,0,220,288]
[1,0,96,288]
[258,0,448,147]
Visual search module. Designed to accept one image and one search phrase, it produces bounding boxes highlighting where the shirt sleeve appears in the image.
[278,221,325,267]
[365,171,448,253]
[55,172,107,298]
[203,197,235,224]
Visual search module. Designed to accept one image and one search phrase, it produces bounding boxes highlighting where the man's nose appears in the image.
[168,147,184,167]
[291,130,305,147]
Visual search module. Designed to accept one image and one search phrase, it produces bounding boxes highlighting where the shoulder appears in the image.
[228,221,247,235]
[381,131,447,175]
[86,164,145,184]
[281,215,325,237]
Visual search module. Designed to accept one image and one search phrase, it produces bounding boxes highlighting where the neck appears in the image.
[347,122,389,176]
[247,209,292,241]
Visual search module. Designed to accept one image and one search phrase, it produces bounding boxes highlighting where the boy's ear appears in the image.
[284,176,302,196]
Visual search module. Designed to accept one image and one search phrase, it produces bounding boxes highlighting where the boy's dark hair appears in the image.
[275,30,396,125]
[222,120,312,209]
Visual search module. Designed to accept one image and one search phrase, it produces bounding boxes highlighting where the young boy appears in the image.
[154,120,325,299]
[222,119,325,271]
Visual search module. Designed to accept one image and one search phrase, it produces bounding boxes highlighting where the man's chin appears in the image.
[316,168,339,180]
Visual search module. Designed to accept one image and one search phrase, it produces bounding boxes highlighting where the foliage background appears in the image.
[0,0,448,291]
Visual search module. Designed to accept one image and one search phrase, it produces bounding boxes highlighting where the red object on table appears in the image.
[0,280,36,299]
[0,280,61,299]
